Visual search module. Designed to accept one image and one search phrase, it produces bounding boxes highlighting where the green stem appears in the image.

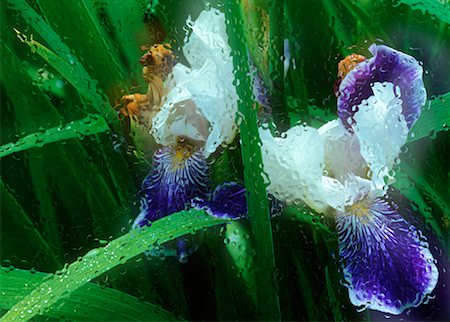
[0,210,229,321]
[226,2,280,320]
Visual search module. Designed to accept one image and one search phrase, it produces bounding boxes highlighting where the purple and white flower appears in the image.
[259,44,438,315]
[132,9,246,262]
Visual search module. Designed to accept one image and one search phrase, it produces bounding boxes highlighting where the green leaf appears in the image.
[0,115,109,158]
[0,210,229,321]
[0,180,61,269]
[225,2,280,320]
[325,266,344,322]
[13,30,120,131]
[0,267,182,321]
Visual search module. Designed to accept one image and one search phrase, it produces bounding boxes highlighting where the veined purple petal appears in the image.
[336,197,438,315]
[132,145,209,228]
[337,44,426,129]
[192,182,247,219]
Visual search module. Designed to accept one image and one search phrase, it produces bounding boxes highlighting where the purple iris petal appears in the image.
[133,146,209,228]
[337,44,426,129]
[336,197,438,315]
[192,182,247,219]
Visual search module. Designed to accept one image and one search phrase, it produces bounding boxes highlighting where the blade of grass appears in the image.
[0,267,182,321]
[0,115,108,158]
[0,210,229,321]
[225,2,280,320]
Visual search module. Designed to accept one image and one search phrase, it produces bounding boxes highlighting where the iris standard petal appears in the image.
[192,182,247,219]
[152,8,238,157]
[336,197,439,315]
[318,119,368,182]
[338,44,426,129]
[132,145,209,228]
[352,82,409,188]
[259,125,330,213]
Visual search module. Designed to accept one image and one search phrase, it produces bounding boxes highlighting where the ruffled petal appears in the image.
[259,125,330,213]
[132,146,209,228]
[338,44,426,129]
[318,119,368,182]
[152,9,238,157]
[352,82,409,188]
[336,197,439,315]
[192,182,247,219]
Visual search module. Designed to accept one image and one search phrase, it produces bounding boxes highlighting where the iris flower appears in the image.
[259,44,438,314]
[132,9,247,261]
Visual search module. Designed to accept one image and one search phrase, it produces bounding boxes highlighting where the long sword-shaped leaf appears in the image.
[0,115,108,158]
[0,210,229,321]
[13,31,120,131]
[225,2,280,320]
[0,268,182,321]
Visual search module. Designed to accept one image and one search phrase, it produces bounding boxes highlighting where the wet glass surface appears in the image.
[1,0,449,321]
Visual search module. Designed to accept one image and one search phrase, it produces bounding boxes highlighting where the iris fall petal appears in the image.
[192,182,247,219]
[132,146,209,228]
[336,197,439,315]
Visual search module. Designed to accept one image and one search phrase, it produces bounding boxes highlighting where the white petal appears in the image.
[151,85,210,146]
[259,125,330,213]
[352,82,408,188]
[183,9,232,70]
[318,119,368,181]
[152,9,238,157]
[321,176,346,210]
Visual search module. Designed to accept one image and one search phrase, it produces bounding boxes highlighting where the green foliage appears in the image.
[1,0,449,321]
[1,210,228,321]
[0,115,109,158]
